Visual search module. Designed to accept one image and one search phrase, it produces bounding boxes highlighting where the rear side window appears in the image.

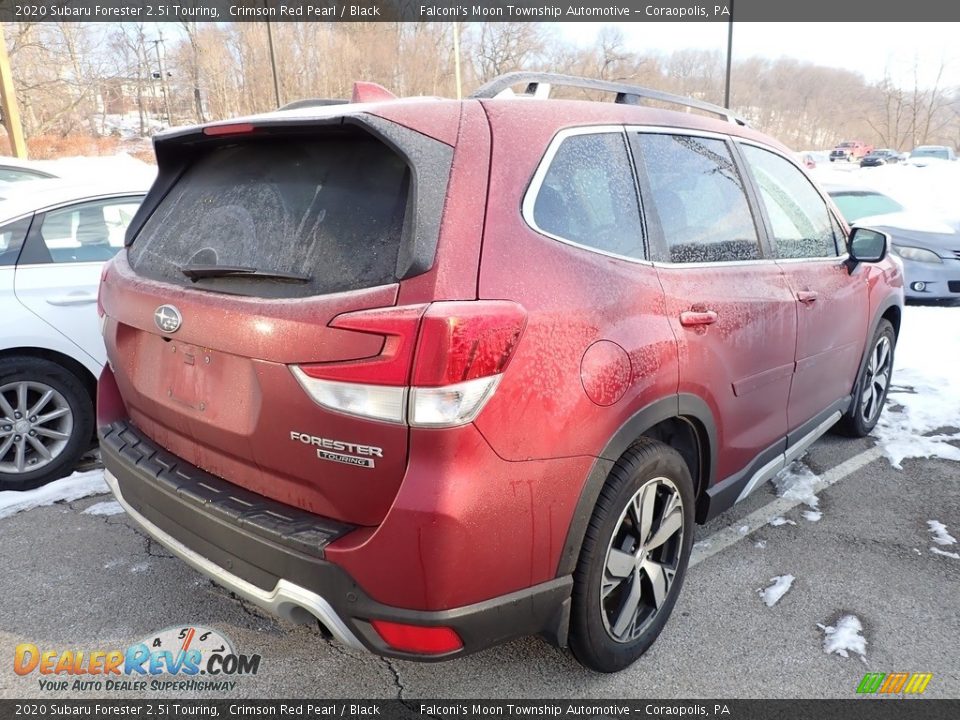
[633,133,761,264]
[530,132,644,260]
[38,198,141,264]
[741,145,839,259]
[128,136,411,298]
[0,216,31,266]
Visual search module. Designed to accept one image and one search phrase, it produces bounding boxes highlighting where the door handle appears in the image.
[797,290,818,304]
[46,293,97,307]
[679,310,719,327]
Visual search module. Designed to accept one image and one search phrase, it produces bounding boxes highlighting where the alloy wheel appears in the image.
[0,381,73,474]
[600,477,685,643]
[860,335,892,425]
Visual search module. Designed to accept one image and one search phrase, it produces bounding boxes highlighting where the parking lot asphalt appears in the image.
[1,427,957,701]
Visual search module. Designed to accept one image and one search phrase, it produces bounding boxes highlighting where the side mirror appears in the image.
[846,227,889,271]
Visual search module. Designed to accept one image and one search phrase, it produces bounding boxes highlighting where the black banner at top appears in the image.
[0,0,958,22]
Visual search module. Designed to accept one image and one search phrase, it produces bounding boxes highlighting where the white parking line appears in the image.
[690,446,884,567]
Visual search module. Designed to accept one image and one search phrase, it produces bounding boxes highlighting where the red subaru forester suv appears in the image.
[98,73,903,672]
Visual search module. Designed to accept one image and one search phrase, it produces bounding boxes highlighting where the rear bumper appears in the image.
[99,420,571,661]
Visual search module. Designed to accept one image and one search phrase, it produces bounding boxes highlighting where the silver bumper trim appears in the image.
[105,469,365,651]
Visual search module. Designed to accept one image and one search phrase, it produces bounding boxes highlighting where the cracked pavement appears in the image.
[1,432,958,699]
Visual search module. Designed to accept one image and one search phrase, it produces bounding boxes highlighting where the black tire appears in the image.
[835,319,896,437]
[569,439,695,673]
[0,356,94,491]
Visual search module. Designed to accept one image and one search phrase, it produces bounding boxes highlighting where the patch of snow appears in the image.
[802,510,823,522]
[927,520,956,546]
[872,306,960,469]
[738,525,749,535]
[693,539,712,550]
[754,540,767,549]
[130,563,150,573]
[758,574,794,607]
[83,500,125,517]
[930,547,960,560]
[0,469,108,520]
[773,461,820,509]
[818,614,867,661]
[913,548,922,555]
[769,516,797,527]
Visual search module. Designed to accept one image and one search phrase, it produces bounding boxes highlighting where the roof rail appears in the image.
[279,98,349,111]
[471,72,747,126]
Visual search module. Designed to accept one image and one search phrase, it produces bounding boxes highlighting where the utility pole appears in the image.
[151,32,172,124]
[265,19,281,108]
[723,0,734,109]
[0,23,26,158]
[452,23,462,100]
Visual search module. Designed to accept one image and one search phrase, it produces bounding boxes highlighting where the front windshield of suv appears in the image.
[829,191,905,222]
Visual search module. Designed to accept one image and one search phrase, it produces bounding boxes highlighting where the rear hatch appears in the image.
[100,110,457,526]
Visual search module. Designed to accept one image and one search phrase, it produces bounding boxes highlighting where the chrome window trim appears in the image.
[28,192,146,219]
[15,261,112,270]
[521,125,654,267]
[623,124,733,142]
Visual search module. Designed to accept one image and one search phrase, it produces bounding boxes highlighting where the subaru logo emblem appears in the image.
[154,305,182,333]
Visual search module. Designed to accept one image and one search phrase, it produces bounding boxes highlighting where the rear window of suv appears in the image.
[128,135,411,298]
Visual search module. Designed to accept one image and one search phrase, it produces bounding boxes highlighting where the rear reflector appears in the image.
[202,123,256,136]
[293,302,525,428]
[369,620,463,655]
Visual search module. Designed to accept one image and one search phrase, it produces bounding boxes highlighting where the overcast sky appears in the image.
[557,22,960,88]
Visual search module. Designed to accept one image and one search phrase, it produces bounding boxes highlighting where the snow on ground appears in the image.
[758,574,795,607]
[772,461,820,509]
[801,510,822,522]
[0,469,108,520]
[768,516,796,527]
[927,520,957,546]
[818,614,868,661]
[873,306,960,469]
[930,547,960,560]
[83,500,125,517]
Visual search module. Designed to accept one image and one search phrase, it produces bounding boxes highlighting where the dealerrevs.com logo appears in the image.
[14,626,261,693]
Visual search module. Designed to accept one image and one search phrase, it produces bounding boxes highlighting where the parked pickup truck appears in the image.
[830,141,874,162]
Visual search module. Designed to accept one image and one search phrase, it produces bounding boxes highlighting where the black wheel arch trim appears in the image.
[556,393,717,577]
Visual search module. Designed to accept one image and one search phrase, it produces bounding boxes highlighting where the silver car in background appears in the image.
[827,184,960,301]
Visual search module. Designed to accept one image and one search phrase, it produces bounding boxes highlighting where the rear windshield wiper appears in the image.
[178,264,312,283]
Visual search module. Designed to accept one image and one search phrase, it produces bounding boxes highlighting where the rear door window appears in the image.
[128,136,411,298]
[632,133,762,264]
[529,131,645,260]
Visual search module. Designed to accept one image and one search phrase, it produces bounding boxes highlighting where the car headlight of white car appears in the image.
[894,245,942,263]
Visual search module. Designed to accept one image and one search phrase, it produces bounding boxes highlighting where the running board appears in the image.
[735,410,841,503]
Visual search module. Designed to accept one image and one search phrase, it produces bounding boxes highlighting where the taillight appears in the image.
[202,122,256,136]
[292,301,526,427]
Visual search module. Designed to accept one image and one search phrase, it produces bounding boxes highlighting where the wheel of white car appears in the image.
[0,357,93,491]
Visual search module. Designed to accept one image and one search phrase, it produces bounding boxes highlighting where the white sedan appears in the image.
[0,179,149,490]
